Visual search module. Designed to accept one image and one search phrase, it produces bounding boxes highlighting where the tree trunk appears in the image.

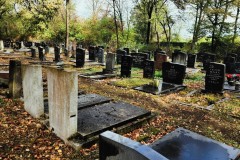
[113,0,119,48]
[232,6,239,44]
[65,0,70,57]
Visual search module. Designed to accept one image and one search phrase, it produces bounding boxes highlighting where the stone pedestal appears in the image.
[9,60,22,98]
[22,65,44,118]
[47,68,78,141]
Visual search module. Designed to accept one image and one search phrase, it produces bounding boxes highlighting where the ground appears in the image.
[0,53,240,159]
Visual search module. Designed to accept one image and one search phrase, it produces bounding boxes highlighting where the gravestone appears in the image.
[123,48,130,55]
[162,62,186,85]
[154,49,164,60]
[38,46,45,61]
[144,51,151,60]
[187,54,197,68]
[143,60,155,79]
[98,48,104,63]
[45,46,50,54]
[131,53,148,68]
[155,53,167,70]
[204,62,225,93]
[3,39,11,48]
[64,48,68,56]
[116,49,127,64]
[76,48,85,67]
[47,68,78,142]
[0,40,4,51]
[89,46,96,61]
[22,65,44,118]
[54,46,61,62]
[35,42,41,47]
[196,52,206,62]
[202,53,215,70]
[172,51,187,65]
[31,48,36,58]
[121,55,133,78]
[9,60,22,98]
[225,62,240,74]
[103,52,115,74]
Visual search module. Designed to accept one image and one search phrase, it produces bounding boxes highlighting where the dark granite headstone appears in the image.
[187,54,197,68]
[116,49,127,64]
[172,51,187,65]
[9,60,22,98]
[143,60,155,79]
[225,62,240,74]
[3,39,11,48]
[204,62,225,93]
[121,55,133,78]
[162,62,186,85]
[131,53,148,68]
[54,46,61,62]
[202,53,215,70]
[76,48,85,68]
[196,52,206,62]
[31,48,36,58]
[89,46,96,61]
[224,56,235,64]
[155,53,167,70]
[38,46,45,61]
[35,42,41,47]
[123,48,130,55]
[98,48,104,63]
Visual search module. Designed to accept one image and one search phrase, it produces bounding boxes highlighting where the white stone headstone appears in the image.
[0,40,4,51]
[22,65,44,118]
[47,68,78,142]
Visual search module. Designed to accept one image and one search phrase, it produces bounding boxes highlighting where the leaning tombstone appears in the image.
[22,65,44,118]
[76,48,85,68]
[31,48,36,58]
[116,49,127,64]
[143,60,155,79]
[187,54,197,68]
[103,52,115,74]
[172,50,187,65]
[155,53,167,70]
[98,48,104,63]
[121,55,133,78]
[202,53,215,70]
[9,60,22,98]
[54,46,61,62]
[47,68,78,142]
[203,62,225,94]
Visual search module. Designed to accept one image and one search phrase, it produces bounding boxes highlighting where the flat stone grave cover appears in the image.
[78,94,111,109]
[134,82,186,95]
[77,101,151,137]
[223,81,240,92]
[150,127,240,160]
[79,72,116,80]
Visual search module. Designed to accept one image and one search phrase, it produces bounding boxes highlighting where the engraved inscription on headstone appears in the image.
[131,53,148,68]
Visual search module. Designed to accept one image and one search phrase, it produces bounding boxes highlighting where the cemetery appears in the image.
[0,0,240,159]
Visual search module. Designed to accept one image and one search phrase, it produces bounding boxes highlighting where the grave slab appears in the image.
[79,73,116,80]
[77,101,151,138]
[78,94,111,109]
[150,128,240,160]
[224,82,240,92]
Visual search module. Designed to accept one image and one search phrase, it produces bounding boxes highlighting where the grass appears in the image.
[112,78,152,88]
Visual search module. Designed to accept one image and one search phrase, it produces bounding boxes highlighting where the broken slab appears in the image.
[99,131,168,160]
[47,67,78,142]
[77,101,151,138]
[150,128,240,160]
[22,65,44,118]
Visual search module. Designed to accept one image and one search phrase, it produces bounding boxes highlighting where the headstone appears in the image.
[143,60,155,79]
[76,48,85,67]
[144,51,151,59]
[123,48,130,55]
[172,51,187,65]
[22,65,44,118]
[121,55,133,78]
[45,46,50,54]
[3,39,11,48]
[155,53,167,70]
[38,46,45,61]
[131,53,148,68]
[99,131,168,160]
[103,53,115,74]
[9,60,22,98]
[154,49,164,60]
[20,41,25,49]
[225,62,240,74]
[187,54,197,68]
[89,46,96,61]
[31,48,36,58]
[196,52,206,62]
[116,49,127,64]
[202,53,215,70]
[54,46,61,62]
[162,62,186,85]
[64,48,68,56]
[47,68,78,142]
[0,40,4,51]
[98,48,104,63]
[204,62,225,93]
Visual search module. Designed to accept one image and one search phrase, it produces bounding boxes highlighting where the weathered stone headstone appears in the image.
[155,53,167,70]
[121,55,133,77]
[22,65,44,118]
[47,68,78,142]
[89,46,96,61]
[131,53,148,68]
[202,53,215,70]
[54,46,61,62]
[103,52,115,74]
[45,46,50,54]
[0,40,4,51]
[162,62,186,85]
[143,60,155,79]
[123,48,130,55]
[76,48,85,67]
[204,62,225,93]
[98,48,104,63]
[31,48,36,58]
[172,50,187,65]
[116,49,127,64]
[38,46,45,61]
[9,60,22,98]
[187,54,197,68]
